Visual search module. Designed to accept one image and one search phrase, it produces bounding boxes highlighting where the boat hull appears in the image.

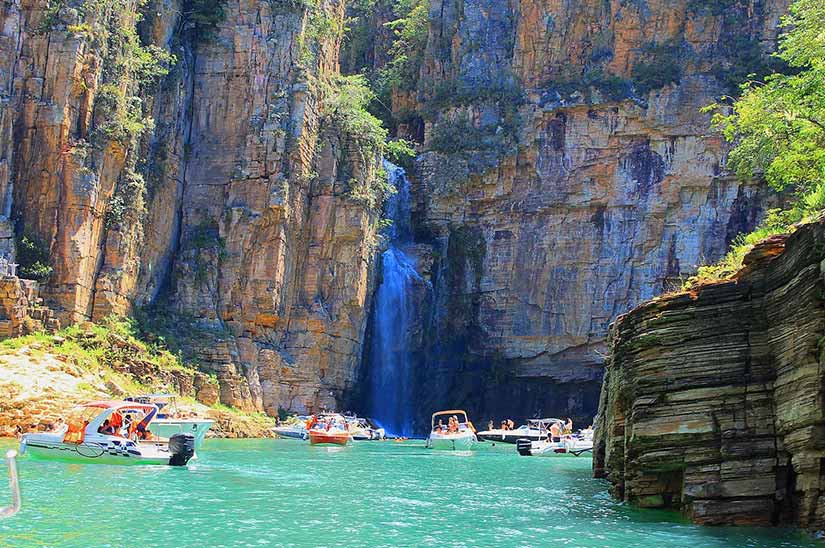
[151,419,213,447]
[477,431,545,444]
[21,437,186,466]
[425,433,477,451]
[309,431,350,446]
[516,438,593,457]
[272,427,307,440]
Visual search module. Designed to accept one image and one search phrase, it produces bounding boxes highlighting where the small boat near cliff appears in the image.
[272,419,309,440]
[516,428,594,457]
[477,418,561,444]
[346,416,385,440]
[308,414,351,446]
[127,394,213,448]
[20,401,196,466]
[425,410,477,451]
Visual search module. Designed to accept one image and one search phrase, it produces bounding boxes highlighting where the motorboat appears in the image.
[127,394,214,448]
[425,410,477,451]
[19,400,196,466]
[272,417,309,440]
[345,416,385,440]
[477,418,562,444]
[516,429,594,457]
[1,450,20,519]
[307,414,351,446]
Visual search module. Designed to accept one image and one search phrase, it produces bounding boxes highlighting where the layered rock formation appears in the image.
[594,216,825,529]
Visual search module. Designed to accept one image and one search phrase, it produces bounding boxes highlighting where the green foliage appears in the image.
[0,315,207,396]
[688,0,825,288]
[631,41,683,95]
[106,168,146,228]
[710,0,825,196]
[384,138,416,169]
[376,0,429,93]
[181,0,227,42]
[94,83,154,145]
[322,74,388,154]
[546,67,632,104]
[428,110,521,156]
[297,2,343,70]
[424,77,524,117]
[16,234,53,283]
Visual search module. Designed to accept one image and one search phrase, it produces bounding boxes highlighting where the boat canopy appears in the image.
[431,410,470,427]
[128,394,176,401]
[84,400,158,410]
[82,401,159,436]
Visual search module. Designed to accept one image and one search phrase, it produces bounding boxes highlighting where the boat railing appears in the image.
[1,450,21,519]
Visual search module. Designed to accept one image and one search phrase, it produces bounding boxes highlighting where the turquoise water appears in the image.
[0,439,816,547]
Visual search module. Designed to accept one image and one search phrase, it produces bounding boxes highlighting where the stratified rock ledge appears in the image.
[594,215,825,530]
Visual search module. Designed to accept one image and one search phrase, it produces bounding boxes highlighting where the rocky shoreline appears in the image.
[594,215,825,530]
[0,325,276,439]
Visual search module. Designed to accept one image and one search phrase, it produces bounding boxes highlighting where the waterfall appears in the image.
[368,161,420,437]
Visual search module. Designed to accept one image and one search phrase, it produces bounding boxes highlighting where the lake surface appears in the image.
[0,439,816,547]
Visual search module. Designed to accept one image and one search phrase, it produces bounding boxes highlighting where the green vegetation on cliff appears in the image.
[687,0,825,287]
[0,316,212,395]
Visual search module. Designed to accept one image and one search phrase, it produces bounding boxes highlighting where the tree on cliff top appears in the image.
[688,0,825,287]
[713,0,825,218]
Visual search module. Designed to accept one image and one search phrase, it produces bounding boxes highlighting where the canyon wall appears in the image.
[353,0,788,431]
[593,216,825,529]
[1,0,383,414]
[1,0,792,425]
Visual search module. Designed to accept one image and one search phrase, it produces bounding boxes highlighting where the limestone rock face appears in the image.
[593,216,825,529]
[0,0,795,424]
[1,0,379,414]
[353,0,788,430]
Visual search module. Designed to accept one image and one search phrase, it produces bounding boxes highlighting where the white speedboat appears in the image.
[516,430,594,457]
[477,418,562,444]
[346,416,385,440]
[272,417,309,440]
[425,410,477,451]
[127,394,214,447]
[20,401,196,466]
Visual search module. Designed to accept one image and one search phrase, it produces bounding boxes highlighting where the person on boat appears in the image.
[500,420,508,431]
[507,419,515,430]
[564,418,573,435]
[97,419,115,435]
[488,420,494,431]
[110,412,123,434]
[448,416,459,433]
[549,421,561,442]
[435,419,445,432]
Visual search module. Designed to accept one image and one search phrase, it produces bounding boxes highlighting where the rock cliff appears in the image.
[593,216,825,529]
[1,0,383,415]
[0,0,793,425]
[351,0,788,430]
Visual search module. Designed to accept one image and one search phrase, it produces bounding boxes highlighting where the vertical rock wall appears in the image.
[1,0,382,414]
[593,216,825,529]
[0,0,797,422]
[352,0,790,430]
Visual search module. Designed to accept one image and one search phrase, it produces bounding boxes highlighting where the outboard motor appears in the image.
[516,438,533,456]
[168,433,196,466]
